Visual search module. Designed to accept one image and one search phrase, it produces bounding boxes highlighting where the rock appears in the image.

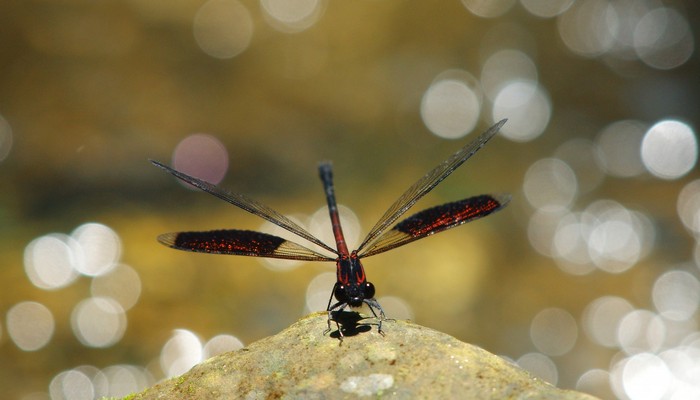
[129,312,599,399]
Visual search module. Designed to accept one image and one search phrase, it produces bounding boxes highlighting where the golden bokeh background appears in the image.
[0,1,698,399]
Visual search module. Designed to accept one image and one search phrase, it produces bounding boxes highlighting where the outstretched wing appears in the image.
[158,229,335,261]
[151,160,338,256]
[355,119,507,254]
[358,194,510,258]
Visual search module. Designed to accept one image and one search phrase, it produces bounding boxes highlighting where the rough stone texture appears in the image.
[129,312,599,399]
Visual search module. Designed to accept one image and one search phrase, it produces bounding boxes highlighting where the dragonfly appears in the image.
[151,119,510,338]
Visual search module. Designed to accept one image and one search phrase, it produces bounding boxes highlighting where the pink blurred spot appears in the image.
[172,133,229,185]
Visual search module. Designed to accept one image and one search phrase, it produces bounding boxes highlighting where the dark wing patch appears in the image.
[158,229,334,261]
[358,194,510,258]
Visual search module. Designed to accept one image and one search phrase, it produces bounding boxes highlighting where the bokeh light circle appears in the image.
[160,329,203,378]
[481,49,538,102]
[305,272,336,313]
[551,211,596,275]
[582,295,634,348]
[576,369,611,399]
[522,158,577,212]
[652,270,700,321]
[90,263,142,311]
[420,77,481,139]
[172,133,229,186]
[621,353,673,400]
[203,334,244,358]
[49,369,94,400]
[376,296,414,321]
[71,297,127,348]
[261,0,324,33]
[557,0,617,58]
[521,0,574,18]
[94,365,154,398]
[555,0,694,72]
[641,119,697,179]
[617,309,666,355]
[595,120,646,178]
[634,7,694,70]
[587,212,641,273]
[24,234,80,290]
[71,222,121,277]
[584,200,651,274]
[460,0,516,18]
[193,0,253,59]
[516,353,558,385]
[492,80,551,142]
[527,209,564,258]
[530,308,578,356]
[678,179,700,235]
[6,301,54,351]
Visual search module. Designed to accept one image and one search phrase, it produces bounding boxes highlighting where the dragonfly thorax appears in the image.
[334,252,375,307]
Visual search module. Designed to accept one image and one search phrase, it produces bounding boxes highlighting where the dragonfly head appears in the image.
[334,281,376,307]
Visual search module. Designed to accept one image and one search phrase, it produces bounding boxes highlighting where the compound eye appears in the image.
[364,282,375,299]
[334,284,348,302]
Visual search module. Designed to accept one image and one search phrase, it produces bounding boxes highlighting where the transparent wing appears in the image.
[151,160,337,255]
[356,119,507,253]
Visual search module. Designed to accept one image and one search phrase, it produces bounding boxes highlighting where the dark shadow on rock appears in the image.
[327,310,372,339]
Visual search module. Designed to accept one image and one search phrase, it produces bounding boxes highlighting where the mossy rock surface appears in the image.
[130,312,599,399]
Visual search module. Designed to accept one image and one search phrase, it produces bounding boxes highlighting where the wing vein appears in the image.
[151,160,338,255]
[356,119,507,253]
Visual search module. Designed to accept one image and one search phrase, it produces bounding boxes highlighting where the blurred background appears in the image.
[0,0,698,399]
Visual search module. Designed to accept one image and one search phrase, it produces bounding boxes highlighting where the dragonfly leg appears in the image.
[325,301,347,340]
[324,284,342,337]
[364,298,388,336]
